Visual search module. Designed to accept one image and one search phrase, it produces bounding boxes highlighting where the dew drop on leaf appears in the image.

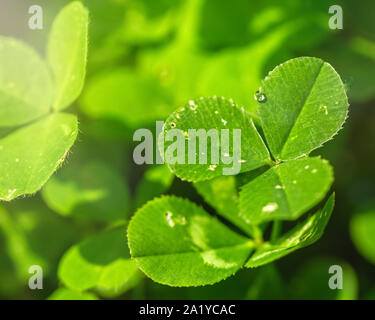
[254,90,267,103]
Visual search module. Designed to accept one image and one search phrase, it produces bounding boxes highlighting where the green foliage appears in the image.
[246,194,334,268]
[161,97,271,182]
[128,196,253,286]
[47,1,89,111]
[80,68,172,128]
[0,1,88,201]
[129,56,347,287]
[0,37,53,127]
[350,209,375,265]
[1,0,372,301]
[239,157,333,224]
[0,114,77,201]
[135,165,174,209]
[42,160,130,222]
[58,227,140,297]
[0,198,80,284]
[258,57,348,161]
[194,175,254,237]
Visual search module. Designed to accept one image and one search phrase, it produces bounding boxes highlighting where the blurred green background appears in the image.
[0,0,374,299]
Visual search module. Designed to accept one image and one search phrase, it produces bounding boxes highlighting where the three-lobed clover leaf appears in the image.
[128,56,349,287]
[0,1,88,201]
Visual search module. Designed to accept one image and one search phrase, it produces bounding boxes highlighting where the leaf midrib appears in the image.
[278,61,324,158]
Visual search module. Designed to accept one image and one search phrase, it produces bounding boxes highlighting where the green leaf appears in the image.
[128,196,254,286]
[58,227,140,296]
[0,113,78,201]
[350,209,375,265]
[258,57,349,161]
[160,97,271,182]
[239,157,333,224]
[48,288,98,300]
[194,176,254,237]
[135,165,174,209]
[0,37,53,127]
[79,68,173,128]
[245,194,334,268]
[42,161,130,222]
[47,1,88,110]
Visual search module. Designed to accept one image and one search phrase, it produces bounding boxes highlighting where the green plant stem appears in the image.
[270,220,282,242]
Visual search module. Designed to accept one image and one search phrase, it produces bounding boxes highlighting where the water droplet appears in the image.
[238,159,247,163]
[188,100,197,110]
[254,90,267,103]
[312,169,317,174]
[208,164,217,171]
[221,118,227,125]
[223,153,229,157]
[214,110,219,114]
[170,122,176,128]
[305,165,309,169]
[275,185,282,189]
[292,180,297,184]
[262,203,278,213]
[15,158,19,162]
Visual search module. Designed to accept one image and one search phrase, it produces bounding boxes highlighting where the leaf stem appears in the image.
[251,225,263,247]
[270,220,282,242]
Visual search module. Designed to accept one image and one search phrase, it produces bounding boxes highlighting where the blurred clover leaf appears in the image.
[58,227,141,297]
[350,209,375,265]
[128,56,349,286]
[0,1,88,201]
[42,160,131,223]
